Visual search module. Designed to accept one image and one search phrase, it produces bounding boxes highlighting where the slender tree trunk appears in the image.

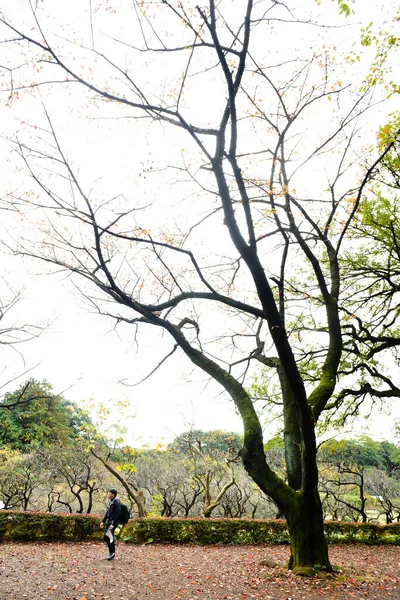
[134,490,147,518]
[86,488,94,514]
[72,488,84,513]
[359,472,368,523]
[203,470,235,518]
[90,448,147,517]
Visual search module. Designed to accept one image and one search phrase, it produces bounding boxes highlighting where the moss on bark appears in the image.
[286,492,332,571]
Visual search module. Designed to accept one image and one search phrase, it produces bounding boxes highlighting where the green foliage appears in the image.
[121,517,290,545]
[359,195,400,244]
[336,0,351,18]
[324,520,400,545]
[168,430,242,458]
[320,437,400,475]
[378,441,400,477]
[0,510,102,541]
[1,511,399,545]
[0,380,83,451]
[113,517,400,546]
[358,15,400,95]
[317,1,351,18]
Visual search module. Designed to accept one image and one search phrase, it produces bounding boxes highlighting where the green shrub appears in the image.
[121,517,291,545]
[122,517,400,546]
[1,511,399,545]
[0,510,102,542]
[324,520,400,545]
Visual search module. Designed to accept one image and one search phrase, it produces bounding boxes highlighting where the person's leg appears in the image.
[103,530,113,557]
[108,536,115,557]
[103,528,115,559]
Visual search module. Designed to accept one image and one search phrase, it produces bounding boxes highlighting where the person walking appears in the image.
[100,488,121,560]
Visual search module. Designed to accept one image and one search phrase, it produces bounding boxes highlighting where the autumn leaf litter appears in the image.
[0,542,399,600]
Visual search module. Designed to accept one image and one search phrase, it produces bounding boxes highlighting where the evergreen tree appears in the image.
[0,380,82,451]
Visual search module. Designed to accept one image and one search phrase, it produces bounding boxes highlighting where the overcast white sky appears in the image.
[0,0,399,446]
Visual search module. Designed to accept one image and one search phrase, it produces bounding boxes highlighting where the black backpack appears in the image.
[119,503,130,526]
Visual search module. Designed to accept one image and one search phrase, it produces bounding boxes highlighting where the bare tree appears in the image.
[319,461,369,523]
[0,0,399,570]
[90,445,147,518]
[130,449,203,517]
[193,452,236,519]
[366,468,400,524]
[0,448,43,510]
[0,289,44,410]
[39,444,102,514]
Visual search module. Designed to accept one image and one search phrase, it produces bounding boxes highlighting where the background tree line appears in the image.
[1,380,399,523]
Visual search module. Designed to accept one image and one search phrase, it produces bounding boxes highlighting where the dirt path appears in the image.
[0,542,399,600]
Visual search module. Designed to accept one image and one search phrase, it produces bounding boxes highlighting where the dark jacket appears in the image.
[102,497,121,528]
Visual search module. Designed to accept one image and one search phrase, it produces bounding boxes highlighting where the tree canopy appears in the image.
[0,380,84,451]
[168,430,243,458]
[320,437,400,476]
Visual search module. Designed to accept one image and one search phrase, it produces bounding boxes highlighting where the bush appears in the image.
[121,517,400,546]
[0,510,102,542]
[121,517,290,545]
[324,520,400,545]
[1,511,399,545]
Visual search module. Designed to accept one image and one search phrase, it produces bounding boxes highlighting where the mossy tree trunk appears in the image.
[237,390,331,570]
[286,492,330,570]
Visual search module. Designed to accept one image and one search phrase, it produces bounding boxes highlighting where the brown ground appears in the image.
[0,542,399,600]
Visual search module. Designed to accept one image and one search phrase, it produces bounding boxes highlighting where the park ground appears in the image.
[0,542,399,600]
